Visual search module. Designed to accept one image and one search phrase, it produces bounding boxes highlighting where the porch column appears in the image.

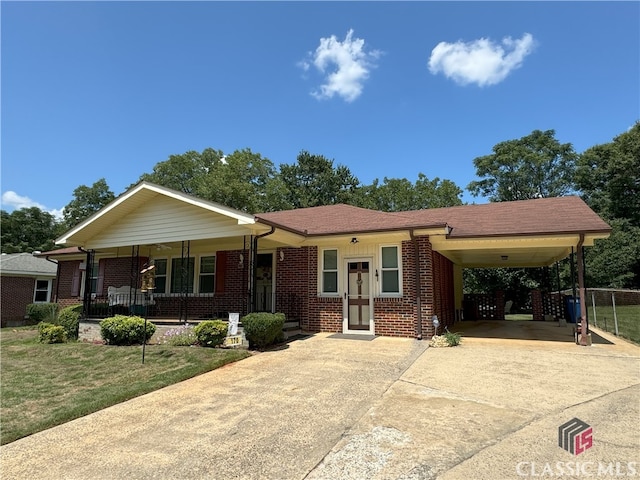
[576,234,589,346]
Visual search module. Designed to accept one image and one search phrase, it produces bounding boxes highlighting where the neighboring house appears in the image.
[37,182,611,338]
[0,252,58,327]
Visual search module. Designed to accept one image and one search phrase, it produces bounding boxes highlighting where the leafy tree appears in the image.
[355,174,462,212]
[576,122,640,227]
[575,123,640,288]
[1,207,62,253]
[63,178,115,229]
[279,151,360,208]
[468,129,577,201]
[138,149,218,196]
[138,148,283,213]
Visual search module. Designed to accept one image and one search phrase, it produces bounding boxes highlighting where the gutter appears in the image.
[44,255,60,304]
[410,230,423,340]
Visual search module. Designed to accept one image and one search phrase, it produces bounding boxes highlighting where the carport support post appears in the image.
[576,234,589,346]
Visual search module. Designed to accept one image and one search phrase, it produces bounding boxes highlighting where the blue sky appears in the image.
[2,1,639,217]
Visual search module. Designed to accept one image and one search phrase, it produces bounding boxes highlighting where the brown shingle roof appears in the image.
[255,204,445,236]
[256,196,611,238]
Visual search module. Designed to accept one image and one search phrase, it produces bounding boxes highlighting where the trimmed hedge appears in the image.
[99,315,156,346]
[38,322,67,344]
[26,303,58,323]
[242,312,285,349]
[56,304,82,340]
[194,320,228,348]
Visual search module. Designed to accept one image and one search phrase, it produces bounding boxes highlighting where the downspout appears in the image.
[576,234,589,346]
[44,256,60,303]
[251,226,275,312]
[410,230,423,340]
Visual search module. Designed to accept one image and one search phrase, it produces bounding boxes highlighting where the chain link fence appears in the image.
[584,288,640,344]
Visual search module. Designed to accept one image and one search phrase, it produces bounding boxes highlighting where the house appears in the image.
[0,252,58,327]
[38,182,611,339]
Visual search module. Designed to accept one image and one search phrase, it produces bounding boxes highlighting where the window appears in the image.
[322,249,338,294]
[380,246,400,295]
[90,262,99,293]
[199,256,216,294]
[170,257,195,294]
[154,259,167,294]
[33,279,52,303]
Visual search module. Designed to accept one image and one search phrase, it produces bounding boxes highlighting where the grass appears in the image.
[589,304,640,345]
[0,327,252,445]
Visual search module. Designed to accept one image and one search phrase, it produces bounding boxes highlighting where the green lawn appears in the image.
[0,327,251,445]
[589,304,640,345]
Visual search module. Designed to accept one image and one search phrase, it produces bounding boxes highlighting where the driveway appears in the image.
[1,326,638,480]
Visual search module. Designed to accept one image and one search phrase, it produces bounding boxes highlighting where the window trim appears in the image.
[197,254,216,295]
[152,258,168,295]
[320,248,340,296]
[33,278,52,303]
[379,245,402,297]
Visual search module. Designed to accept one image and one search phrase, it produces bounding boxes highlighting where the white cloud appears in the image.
[301,29,381,102]
[1,191,64,219]
[428,33,535,87]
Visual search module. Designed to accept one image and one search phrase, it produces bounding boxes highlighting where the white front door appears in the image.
[343,258,374,335]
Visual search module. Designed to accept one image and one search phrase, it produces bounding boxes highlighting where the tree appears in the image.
[278,151,360,209]
[575,122,640,288]
[576,122,640,227]
[63,178,115,229]
[1,207,62,253]
[467,129,577,201]
[355,174,462,212]
[138,148,283,213]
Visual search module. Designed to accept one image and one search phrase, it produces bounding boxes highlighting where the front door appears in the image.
[344,259,374,334]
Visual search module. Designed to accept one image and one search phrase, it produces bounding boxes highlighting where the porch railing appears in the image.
[86,291,302,324]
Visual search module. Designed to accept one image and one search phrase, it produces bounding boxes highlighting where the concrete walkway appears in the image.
[1,324,638,480]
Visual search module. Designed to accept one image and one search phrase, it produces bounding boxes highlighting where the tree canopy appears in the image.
[63,178,115,229]
[1,207,62,253]
[467,129,577,201]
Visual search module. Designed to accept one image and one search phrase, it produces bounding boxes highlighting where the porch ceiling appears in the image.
[430,232,609,268]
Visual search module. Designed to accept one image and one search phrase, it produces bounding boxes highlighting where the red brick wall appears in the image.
[430,250,455,334]
[276,247,312,327]
[1,276,36,326]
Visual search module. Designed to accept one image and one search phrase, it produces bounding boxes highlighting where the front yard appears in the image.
[0,327,251,445]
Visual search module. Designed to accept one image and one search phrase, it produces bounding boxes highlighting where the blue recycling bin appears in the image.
[564,296,581,323]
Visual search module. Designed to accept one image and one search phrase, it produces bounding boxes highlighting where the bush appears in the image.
[194,320,228,348]
[99,315,156,346]
[26,303,58,323]
[443,328,462,347]
[38,322,67,344]
[56,304,82,340]
[242,312,285,349]
[160,324,198,346]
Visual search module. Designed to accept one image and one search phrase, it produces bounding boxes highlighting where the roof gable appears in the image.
[56,182,261,248]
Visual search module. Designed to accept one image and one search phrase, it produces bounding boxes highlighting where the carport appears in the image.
[423,197,612,345]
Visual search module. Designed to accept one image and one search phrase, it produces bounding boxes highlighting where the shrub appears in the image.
[26,303,58,323]
[99,315,156,346]
[242,312,285,349]
[194,320,228,348]
[56,304,82,340]
[160,324,198,346]
[443,328,462,347]
[38,322,67,344]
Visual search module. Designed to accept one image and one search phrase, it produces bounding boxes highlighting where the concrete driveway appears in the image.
[1,325,639,480]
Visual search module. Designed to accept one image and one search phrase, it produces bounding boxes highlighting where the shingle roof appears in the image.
[0,253,58,276]
[255,204,445,236]
[256,196,611,238]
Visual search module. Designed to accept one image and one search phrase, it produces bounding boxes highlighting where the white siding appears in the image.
[85,196,253,249]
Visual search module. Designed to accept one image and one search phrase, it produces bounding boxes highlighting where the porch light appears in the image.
[280,251,284,261]
[351,237,359,244]
[501,255,509,261]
